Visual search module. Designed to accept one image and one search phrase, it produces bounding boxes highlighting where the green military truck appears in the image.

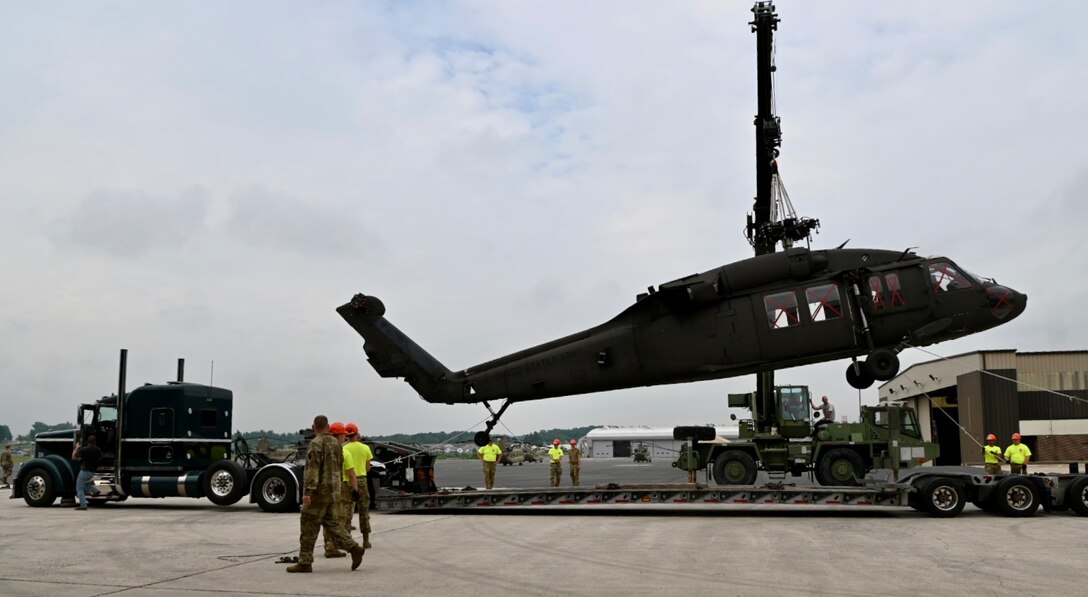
[673,385,938,486]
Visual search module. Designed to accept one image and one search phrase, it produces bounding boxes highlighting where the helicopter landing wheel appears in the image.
[846,361,875,389]
[473,431,491,447]
[866,348,900,381]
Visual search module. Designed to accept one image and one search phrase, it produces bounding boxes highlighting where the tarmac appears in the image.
[1,458,1085,596]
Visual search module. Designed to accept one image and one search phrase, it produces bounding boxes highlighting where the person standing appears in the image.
[1,444,13,489]
[343,422,374,549]
[477,437,503,490]
[548,438,564,488]
[287,415,364,574]
[1004,433,1032,474]
[322,422,357,559]
[70,435,102,510]
[982,433,1004,474]
[568,439,582,487]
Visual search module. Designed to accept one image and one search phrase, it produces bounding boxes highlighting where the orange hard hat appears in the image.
[329,421,347,435]
[553,438,561,445]
[570,439,577,445]
[1012,432,1021,440]
[986,434,997,441]
[345,422,359,435]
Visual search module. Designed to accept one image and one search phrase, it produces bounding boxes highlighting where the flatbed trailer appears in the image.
[375,466,1088,518]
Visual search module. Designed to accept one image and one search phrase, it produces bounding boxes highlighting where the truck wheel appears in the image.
[255,468,298,513]
[712,450,757,485]
[815,448,864,486]
[993,476,1040,517]
[1066,477,1088,516]
[919,477,966,517]
[22,468,57,507]
[203,460,247,506]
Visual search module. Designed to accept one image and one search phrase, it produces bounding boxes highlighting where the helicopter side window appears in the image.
[869,276,884,310]
[884,272,906,307]
[805,284,842,322]
[928,262,974,293]
[764,291,801,329]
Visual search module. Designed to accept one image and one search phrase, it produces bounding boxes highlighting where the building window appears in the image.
[805,284,843,322]
[764,291,801,329]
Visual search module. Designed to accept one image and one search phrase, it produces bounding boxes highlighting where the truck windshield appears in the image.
[778,387,809,421]
[873,408,922,439]
[98,407,118,423]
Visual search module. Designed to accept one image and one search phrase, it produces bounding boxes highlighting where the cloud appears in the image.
[47,187,210,258]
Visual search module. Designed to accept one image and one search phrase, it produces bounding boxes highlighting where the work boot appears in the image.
[350,545,365,570]
[362,534,372,549]
[285,563,312,573]
[324,550,346,558]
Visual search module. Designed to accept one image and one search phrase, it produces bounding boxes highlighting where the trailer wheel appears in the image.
[712,450,757,485]
[993,476,1040,517]
[815,448,864,486]
[255,468,298,513]
[203,460,247,506]
[919,478,966,517]
[21,468,57,507]
[1066,477,1088,516]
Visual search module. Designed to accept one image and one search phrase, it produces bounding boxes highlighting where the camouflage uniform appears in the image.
[568,446,581,487]
[323,448,356,554]
[548,446,564,488]
[1,446,13,487]
[298,433,359,566]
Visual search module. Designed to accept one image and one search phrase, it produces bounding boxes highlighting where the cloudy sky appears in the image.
[2,1,1086,440]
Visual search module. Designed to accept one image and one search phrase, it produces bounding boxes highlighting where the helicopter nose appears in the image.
[987,285,1026,321]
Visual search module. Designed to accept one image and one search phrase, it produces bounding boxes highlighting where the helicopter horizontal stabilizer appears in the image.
[337,294,463,404]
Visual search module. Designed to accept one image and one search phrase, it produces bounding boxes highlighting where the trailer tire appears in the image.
[21,467,57,507]
[712,450,758,485]
[203,460,247,506]
[1066,477,1088,516]
[815,448,865,486]
[255,468,298,513]
[993,476,1040,517]
[919,477,966,518]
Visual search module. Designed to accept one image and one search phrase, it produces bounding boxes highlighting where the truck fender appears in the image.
[13,455,77,497]
[248,462,304,504]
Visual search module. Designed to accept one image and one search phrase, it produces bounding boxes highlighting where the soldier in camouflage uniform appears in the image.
[287,416,364,573]
[1,444,13,488]
[568,439,581,487]
[322,422,358,558]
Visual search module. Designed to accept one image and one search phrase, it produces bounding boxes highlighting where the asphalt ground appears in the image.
[1,458,1085,597]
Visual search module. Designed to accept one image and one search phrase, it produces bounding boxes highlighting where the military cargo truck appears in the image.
[673,385,938,485]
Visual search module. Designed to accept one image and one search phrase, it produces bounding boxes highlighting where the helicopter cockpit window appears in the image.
[764,291,801,329]
[805,284,843,322]
[928,262,974,293]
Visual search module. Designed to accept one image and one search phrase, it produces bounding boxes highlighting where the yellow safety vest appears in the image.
[983,445,1002,464]
[548,447,564,463]
[344,441,373,477]
[341,448,355,482]
[478,444,502,462]
[1004,443,1031,465]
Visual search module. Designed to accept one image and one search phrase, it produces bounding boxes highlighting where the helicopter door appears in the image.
[755,283,856,360]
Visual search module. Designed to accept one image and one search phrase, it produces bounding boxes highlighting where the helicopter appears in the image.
[337,2,1025,447]
[337,250,1024,446]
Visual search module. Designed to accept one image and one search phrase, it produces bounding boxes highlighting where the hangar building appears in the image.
[584,425,738,459]
[879,350,1088,466]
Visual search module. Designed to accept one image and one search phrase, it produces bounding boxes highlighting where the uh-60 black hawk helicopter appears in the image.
[337,2,1026,448]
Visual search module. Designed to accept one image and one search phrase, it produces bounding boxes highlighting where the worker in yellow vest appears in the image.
[548,438,564,487]
[982,433,1004,474]
[343,422,374,549]
[1004,433,1031,474]
[477,437,503,489]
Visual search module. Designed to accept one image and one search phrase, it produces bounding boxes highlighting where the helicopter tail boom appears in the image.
[337,294,465,404]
